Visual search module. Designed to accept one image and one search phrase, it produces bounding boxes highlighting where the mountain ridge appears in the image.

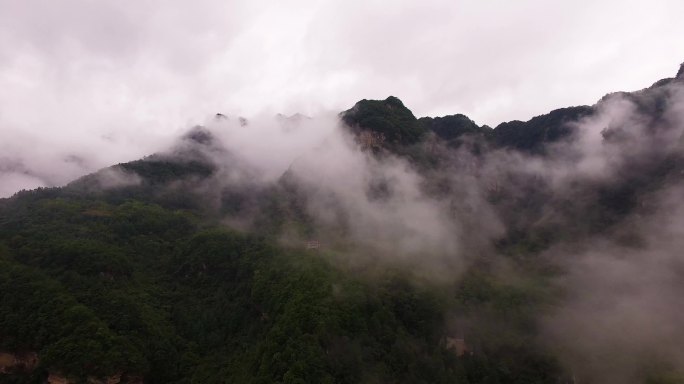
[1,62,684,384]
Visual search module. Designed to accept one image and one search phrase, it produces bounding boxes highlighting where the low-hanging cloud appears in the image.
[2,0,684,198]
[541,185,684,384]
[527,80,684,383]
[200,113,494,278]
[2,2,684,379]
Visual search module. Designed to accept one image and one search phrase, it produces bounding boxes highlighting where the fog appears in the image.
[190,74,684,382]
[7,61,674,382]
[2,0,684,198]
[536,79,684,383]
[2,2,684,381]
[195,113,480,277]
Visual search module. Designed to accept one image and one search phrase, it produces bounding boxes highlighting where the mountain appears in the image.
[341,96,427,147]
[1,64,684,384]
[419,114,491,144]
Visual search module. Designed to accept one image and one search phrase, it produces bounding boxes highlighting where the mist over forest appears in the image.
[1,62,684,383]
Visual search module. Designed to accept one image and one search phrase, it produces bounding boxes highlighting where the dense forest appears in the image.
[1,65,684,384]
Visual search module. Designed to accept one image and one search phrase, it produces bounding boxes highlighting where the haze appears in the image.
[1,0,683,196]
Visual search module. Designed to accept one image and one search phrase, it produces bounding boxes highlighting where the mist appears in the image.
[529,79,684,382]
[194,113,486,277]
[1,70,683,384]
[2,0,684,201]
[137,76,684,384]
[1,2,683,381]
[3,63,680,383]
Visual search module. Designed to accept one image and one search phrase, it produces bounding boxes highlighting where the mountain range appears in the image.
[1,63,684,384]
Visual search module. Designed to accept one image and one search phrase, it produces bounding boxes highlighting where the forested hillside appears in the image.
[1,65,684,384]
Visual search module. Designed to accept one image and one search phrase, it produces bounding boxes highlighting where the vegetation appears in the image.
[492,106,594,153]
[0,187,563,383]
[3,71,684,382]
[419,114,492,144]
[341,96,427,146]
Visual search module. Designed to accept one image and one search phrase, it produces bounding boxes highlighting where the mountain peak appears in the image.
[181,126,216,146]
[341,96,426,146]
[677,62,684,78]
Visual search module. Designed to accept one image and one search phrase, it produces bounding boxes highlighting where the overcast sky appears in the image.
[1,0,683,196]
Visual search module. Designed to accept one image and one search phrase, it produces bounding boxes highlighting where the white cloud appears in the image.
[1,0,683,197]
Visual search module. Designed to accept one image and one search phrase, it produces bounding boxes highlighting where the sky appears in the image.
[1,0,683,196]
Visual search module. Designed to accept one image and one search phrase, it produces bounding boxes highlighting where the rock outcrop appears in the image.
[49,372,136,384]
[47,373,71,384]
[0,351,38,373]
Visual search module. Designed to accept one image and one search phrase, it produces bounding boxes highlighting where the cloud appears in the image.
[1,0,684,197]
[528,81,684,383]
[541,185,684,383]
[179,77,684,287]
[1,2,684,378]
[200,113,487,278]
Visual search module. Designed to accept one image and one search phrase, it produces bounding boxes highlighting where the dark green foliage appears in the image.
[0,187,563,383]
[119,158,215,185]
[420,114,492,143]
[493,106,594,153]
[12,82,684,382]
[340,97,593,155]
[63,154,219,211]
[341,96,427,146]
[0,259,148,377]
[0,180,567,383]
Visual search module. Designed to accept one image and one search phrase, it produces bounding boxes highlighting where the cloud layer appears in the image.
[2,0,684,197]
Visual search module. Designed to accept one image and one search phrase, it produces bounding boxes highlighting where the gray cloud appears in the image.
[541,186,684,383]
[1,1,681,373]
[2,2,684,381]
[198,113,489,278]
[1,0,683,197]
[528,81,684,383]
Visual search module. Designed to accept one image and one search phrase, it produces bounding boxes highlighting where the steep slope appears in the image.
[492,106,594,153]
[0,186,562,383]
[419,114,492,144]
[2,63,684,384]
[340,96,427,147]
